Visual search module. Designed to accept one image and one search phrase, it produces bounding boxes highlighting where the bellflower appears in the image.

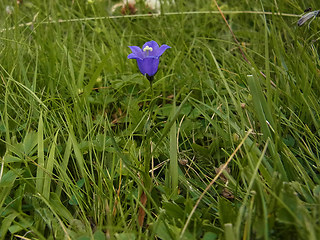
[128,40,171,79]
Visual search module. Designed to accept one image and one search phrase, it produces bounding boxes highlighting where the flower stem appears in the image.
[146,74,154,93]
[142,74,156,193]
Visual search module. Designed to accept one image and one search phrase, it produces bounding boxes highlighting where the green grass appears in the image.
[1,0,320,239]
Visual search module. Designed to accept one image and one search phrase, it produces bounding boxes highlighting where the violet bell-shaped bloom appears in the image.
[128,40,171,78]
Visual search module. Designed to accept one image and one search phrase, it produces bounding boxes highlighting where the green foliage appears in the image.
[1,0,320,239]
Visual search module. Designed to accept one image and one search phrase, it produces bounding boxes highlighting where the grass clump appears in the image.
[1,0,320,239]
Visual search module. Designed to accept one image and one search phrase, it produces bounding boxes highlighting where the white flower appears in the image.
[6,5,14,15]
[145,0,175,13]
[112,0,174,14]
[123,0,136,5]
[145,0,160,11]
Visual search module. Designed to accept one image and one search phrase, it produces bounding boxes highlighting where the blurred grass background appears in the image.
[1,0,320,239]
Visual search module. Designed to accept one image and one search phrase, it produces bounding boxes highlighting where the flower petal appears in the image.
[157,44,171,57]
[128,53,142,59]
[143,41,159,51]
[136,57,159,76]
[142,41,160,57]
[128,46,143,59]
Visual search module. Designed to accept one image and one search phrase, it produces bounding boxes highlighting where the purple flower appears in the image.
[128,40,171,77]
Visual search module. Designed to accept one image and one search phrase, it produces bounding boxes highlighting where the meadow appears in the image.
[0,0,320,239]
